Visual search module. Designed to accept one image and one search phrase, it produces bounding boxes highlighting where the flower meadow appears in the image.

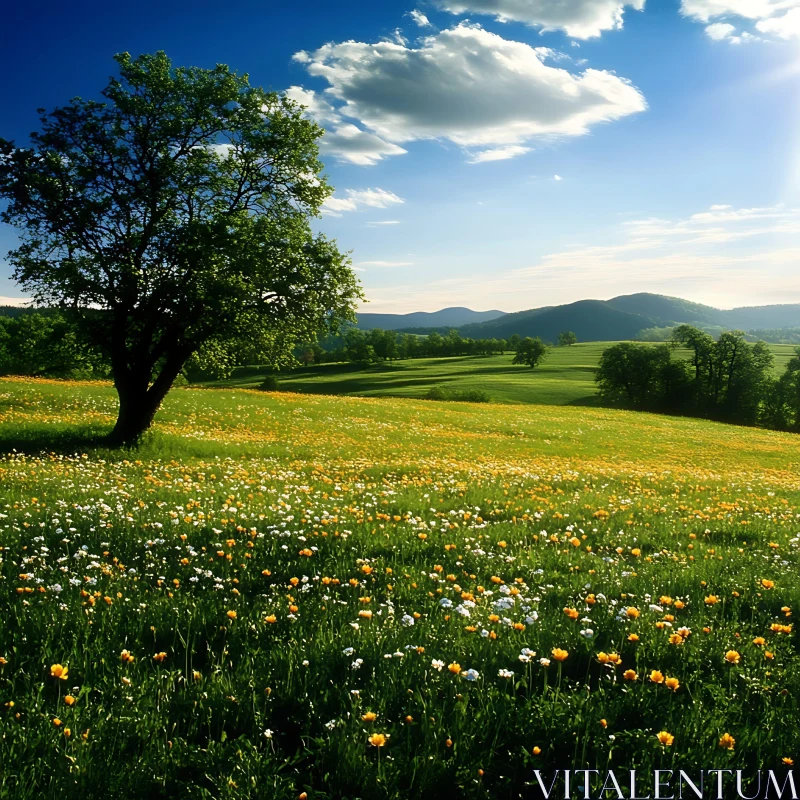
[2,378,800,798]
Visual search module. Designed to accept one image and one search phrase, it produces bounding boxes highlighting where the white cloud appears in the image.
[623,204,800,243]
[681,0,787,23]
[705,21,758,40]
[756,6,800,36]
[554,174,563,180]
[285,86,339,122]
[406,9,433,27]
[318,124,407,165]
[345,188,405,208]
[469,145,532,163]
[322,188,405,215]
[705,21,738,37]
[295,23,645,162]
[682,0,800,39]
[432,0,646,38]
[366,220,402,225]
[285,86,406,165]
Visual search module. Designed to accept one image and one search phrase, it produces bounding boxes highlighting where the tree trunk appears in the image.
[107,385,162,446]
[107,353,188,446]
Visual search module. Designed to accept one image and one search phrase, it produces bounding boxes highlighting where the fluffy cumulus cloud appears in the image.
[285,86,407,165]
[292,24,645,163]
[681,0,800,39]
[321,188,404,215]
[756,7,800,36]
[431,0,646,38]
[704,21,757,40]
[705,21,737,37]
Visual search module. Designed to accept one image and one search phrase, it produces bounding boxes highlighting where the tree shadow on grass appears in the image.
[0,424,114,457]
[280,375,460,395]
[565,395,606,407]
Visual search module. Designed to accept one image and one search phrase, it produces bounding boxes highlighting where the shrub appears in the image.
[259,375,280,391]
[425,386,490,403]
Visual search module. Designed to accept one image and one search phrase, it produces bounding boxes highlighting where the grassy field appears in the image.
[2,378,800,797]
[211,342,799,407]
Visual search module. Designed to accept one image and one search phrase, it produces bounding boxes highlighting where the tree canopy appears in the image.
[512,337,549,369]
[596,326,789,428]
[0,52,362,443]
[557,331,577,346]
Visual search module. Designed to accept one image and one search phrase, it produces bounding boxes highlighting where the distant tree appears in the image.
[782,348,800,430]
[557,331,578,347]
[444,329,465,356]
[597,342,693,410]
[513,337,549,369]
[637,326,676,342]
[0,52,361,444]
[670,326,773,424]
[344,329,378,364]
[298,346,316,366]
[381,330,399,361]
[399,333,419,360]
[507,334,521,352]
[598,330,774,425]
[671,325,715,397]
[711,332,773,424]
[368,328,399,361]
[425,331,444,357]
[311,341,325,364]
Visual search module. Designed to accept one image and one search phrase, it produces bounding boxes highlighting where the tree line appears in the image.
[597,325,800,431]
[298,328,575,366]
[301,327,515,365]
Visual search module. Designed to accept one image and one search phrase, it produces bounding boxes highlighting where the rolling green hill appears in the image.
[607,293,800,330]
[605,293,726,325]
[214,341,798,407]
[458,299,654,342]
[355,306,505,330]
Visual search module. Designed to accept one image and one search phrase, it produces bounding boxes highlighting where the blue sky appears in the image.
[3,0,800,312]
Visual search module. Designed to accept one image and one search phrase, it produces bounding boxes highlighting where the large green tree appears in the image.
[0,52,361,444]
[512,336,549,369]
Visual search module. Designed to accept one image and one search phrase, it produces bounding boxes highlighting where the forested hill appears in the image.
[355,307,505,330]
[386,294,800,342]
[457,299,652,342]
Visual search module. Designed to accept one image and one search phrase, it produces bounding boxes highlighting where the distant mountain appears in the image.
[606,293,800,330]
[355,307,506,330]
[726,305,800,330]
[455,293,800,343]
[459,299,654,342]
[605,294,726,326]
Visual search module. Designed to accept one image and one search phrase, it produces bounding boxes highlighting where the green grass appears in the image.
[210,342,799,407]
[2,377,800,798]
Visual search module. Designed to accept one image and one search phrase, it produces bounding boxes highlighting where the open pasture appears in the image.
[213,342,798,408]
[1,378,800,798]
